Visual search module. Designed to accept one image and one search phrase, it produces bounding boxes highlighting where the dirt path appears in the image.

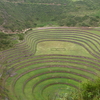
[36,26,94,30]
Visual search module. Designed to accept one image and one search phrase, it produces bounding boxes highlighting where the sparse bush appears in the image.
[18,33,24,40]
[0,32,18,50]
[81,78,100,100]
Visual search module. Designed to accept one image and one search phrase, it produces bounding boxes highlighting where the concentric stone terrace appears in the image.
[0,27,100,100]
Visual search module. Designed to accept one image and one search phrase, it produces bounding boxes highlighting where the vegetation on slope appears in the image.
[0,32,25,50]
[0,0,100,32]
[0,32,15,50]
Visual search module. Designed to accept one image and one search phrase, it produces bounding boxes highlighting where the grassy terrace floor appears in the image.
[35,41,93,57]
[0,27,100,100]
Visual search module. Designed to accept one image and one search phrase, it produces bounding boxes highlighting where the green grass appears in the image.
[35,41,94,57]
[1,27,100,100]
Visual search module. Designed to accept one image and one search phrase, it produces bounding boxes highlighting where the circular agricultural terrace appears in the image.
[0,27,100,100]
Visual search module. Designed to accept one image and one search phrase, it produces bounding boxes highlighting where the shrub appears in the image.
[81,78,100,100]
[18,33,24,40]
